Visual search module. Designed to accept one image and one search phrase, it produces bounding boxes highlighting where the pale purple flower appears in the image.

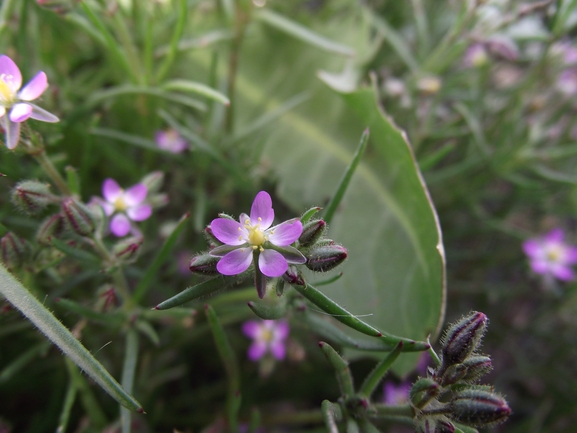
[0,55,59,150]
[383,382,410,406]
[463,43,489,68]
[155,128,188,154]
[97,179,152,237]
[557,68,577,95]
[242,319,289,361]
[523,229,577,281]
[209,191,306,278]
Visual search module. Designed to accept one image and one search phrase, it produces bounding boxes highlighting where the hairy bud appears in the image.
[112,236,143,262]
[11,180,55,214]
[1,233,29,270]
[448,388,511,427]
[416,417,454,433]
[189,253,220,276]
[36,214,64,245]
[282,265,305,286]
[441,312,487,367]
[61,198,95,236]
[140,171,165,193]
[305,244,347,272]
[460,355,493,383]
[298,219,327,247]
[410,378,441,408]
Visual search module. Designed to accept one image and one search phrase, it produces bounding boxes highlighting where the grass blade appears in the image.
[161,79,231,105]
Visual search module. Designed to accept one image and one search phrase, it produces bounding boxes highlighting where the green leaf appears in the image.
[254,9,356,57]
[161,79,230,106]
[0,264,143,412]
[51,238,101,266]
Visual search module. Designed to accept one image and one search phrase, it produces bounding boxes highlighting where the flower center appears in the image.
[0,75,16,106]
[245,218,266,247]
[114,195,128,212]
[546,245,562,262]
[260,328,273,343]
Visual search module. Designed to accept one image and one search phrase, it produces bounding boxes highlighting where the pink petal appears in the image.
[268,219,303,246]
[3,117,20,150]
[110,213,131,237]
[269,341,286,360]
[551,265,574,281]
[103,178,122,202]
[0,55,22,91]
[545,229,564,243]
[564,246,577,264]
[211,218,246,246]
[9,103,32,122]
[250,191,274,230]
[29,104,59,123]
[127,204,152,221]
[522,239,543,258]
[530,259,549,275]
[90,197,114,216]
[18,71,47,101]
[242,321,260,338]
[216,248,253,275]
[258,249,288,277]
[124,183,147,206]
[273,320,289,340]
[248,341,267,361]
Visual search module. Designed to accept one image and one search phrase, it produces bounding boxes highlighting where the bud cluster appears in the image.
[411,312,510,431]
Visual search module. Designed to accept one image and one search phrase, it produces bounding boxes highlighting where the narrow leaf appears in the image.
[255,9,356,57]
[154,276,230,310]
[161,79,230,105]
[51,239,100,265]
[0,264,143,412]
[358,342,404,398]
[319,341,355,397]
[120,330,139,433]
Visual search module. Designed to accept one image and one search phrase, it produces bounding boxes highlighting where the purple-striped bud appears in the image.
[416,417,454,433]
[1,232,29,270]
[11,180,55,214]
[440,363,468,386]
[435,419,455,433]
[189,253,220,276]
[441,312,487,366]
[460,355,493,382]
[36,214,64,245]
[298,219,327,247]
[282,265,305,286]
[448,388,511,427]
[305,244,347,272]
[61,198,95,236]
[113,236,143,262]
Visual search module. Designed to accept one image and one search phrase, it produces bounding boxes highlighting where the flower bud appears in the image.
[441,312,487,367]
[435,419,455,433]
[61,198,95,236]
[204,226,223,248]
[298,219,327,247]
[440,363,468,386]
[305,244,347,272]
[1,232,29,270]
[416,417,454,433]
[189,253,220,276]
[282,265,305,286]
[148,193,169,209]
[448,389,511,427]
[11,180,55,214]
[140,171,164,193]
[460,355,492,383]
[36,214,64,245]
[410,378,440,408]
[112,236,143,262]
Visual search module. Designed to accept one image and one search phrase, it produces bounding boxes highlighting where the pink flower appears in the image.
[242,319,289,361]
[209,191,306,278]
[96,179,152,237]
[155,128,188,154]
[383,382,410,406]
[0,55,59,150]
[523,229,577,281]
[463,43,489,68]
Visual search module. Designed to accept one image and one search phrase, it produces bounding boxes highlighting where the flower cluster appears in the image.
[0,55,58,150]
[523,228,577,282]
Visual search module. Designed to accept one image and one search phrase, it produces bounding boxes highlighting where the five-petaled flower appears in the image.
[523,228,577,281]
[242,319,289,361]
[209,191,306,278]
[96,178,152,237]
[155,128,189,154]
[0,55,59,150]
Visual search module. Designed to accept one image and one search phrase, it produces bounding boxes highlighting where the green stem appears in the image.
[33,151,72,196]
[370,403,414,418]
[121,329,139,433]
[358,342,403,398]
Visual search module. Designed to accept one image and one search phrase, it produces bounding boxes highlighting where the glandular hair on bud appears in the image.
[449,389,511,427]
[1,232,29,270]
[440,363,468,386]
[305,244,347,272]
[189,253,220,276]
[410,378,440,408]
[11,180,55,214]
[441,311,487,367]
[282,265,305,286]
[36,214,64,246]
[61,198,95,236]
[298,219,327,248]
[460,355,493,383]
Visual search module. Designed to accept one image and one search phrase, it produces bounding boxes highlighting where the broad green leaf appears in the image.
[0,264,143,412]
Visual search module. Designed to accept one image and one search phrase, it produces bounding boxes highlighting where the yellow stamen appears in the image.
[114,195,128,212]
[0,77,16,106]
